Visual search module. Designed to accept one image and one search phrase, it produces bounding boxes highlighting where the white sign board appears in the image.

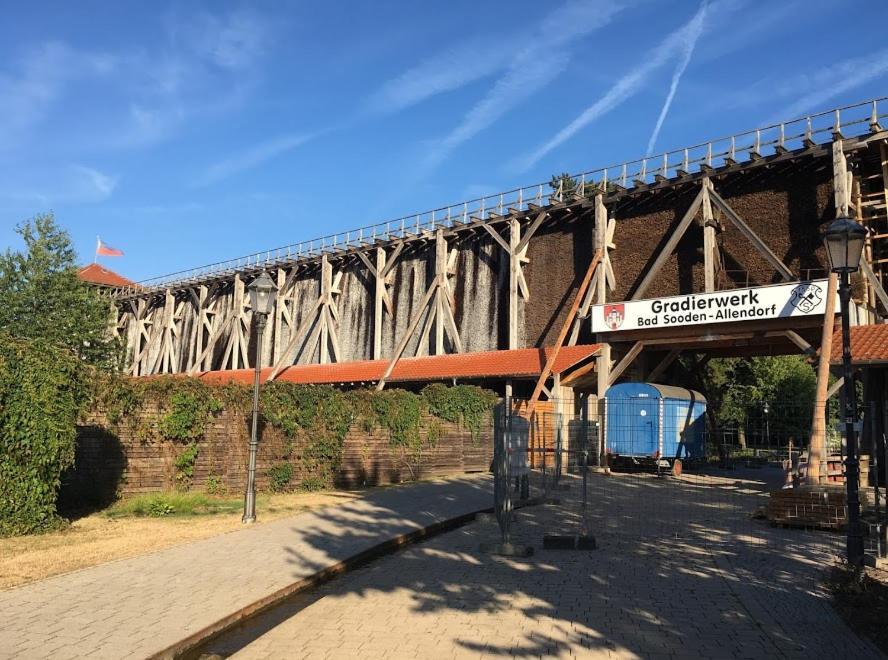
[591,279,831,334]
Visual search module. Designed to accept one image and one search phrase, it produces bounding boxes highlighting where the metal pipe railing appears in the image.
[115,96,887,297]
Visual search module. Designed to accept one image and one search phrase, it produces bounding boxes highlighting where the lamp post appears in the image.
[763,401,770,448]
[242,272,277,524]
[822,215,867,567]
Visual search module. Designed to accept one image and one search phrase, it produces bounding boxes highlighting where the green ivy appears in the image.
[93,375,227,442]
[371,389,422,450]
[267,462,294,492]
[421,383,498,440]
[0,335,90,536]
[174,442,199,489]
[87,375,497,495]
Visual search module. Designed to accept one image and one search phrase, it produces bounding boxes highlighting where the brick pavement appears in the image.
[208,468,884,660]
[0,476,493,660]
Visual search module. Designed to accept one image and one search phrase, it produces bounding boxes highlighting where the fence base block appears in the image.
[479,542,534,557]
[543,534,598,550]
[865,554,888,569]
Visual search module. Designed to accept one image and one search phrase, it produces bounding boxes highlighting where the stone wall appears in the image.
[63,407,493,504]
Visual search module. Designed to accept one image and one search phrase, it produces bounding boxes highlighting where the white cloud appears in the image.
[0,163,118,206]
[769,49,888,120]
[167,9,271,71]
[646,2,707,155]
[421,0,633,170]
[193,133,313,187]
[514,3,710,172]
[71,165,118,200]
[367,39,512,114]
[0,41,115,149]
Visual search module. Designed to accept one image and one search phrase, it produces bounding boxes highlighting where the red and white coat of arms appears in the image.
[603,304,625,330]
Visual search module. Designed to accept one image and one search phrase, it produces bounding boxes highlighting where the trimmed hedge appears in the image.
[0,335,90,536]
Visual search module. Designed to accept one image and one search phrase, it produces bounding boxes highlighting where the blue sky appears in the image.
[1,0,887,282]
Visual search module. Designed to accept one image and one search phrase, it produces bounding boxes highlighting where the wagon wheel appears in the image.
[671,459,683,477]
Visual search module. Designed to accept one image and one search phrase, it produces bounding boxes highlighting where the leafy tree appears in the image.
[0,213,120,370]
[0,335,90,535]
[548,172,620,199]
[680,355,817,448]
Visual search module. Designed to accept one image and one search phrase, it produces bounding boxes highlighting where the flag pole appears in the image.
[95,236,99,264]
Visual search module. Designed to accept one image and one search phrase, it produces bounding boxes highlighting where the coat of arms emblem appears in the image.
[603,304,625,330]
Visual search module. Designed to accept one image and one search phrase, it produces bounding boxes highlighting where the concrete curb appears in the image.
[149,505,493,660]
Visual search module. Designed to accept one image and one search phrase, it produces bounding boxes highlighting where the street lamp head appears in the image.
[822,216,867,274]
[763,401,769,415]
[247,272,277,316]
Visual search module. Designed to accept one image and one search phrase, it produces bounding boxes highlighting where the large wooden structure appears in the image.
[112,98,888,400]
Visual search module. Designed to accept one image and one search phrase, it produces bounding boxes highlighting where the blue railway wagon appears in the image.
[604,383,707,469]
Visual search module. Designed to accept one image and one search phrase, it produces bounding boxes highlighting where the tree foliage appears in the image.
[683,355,817,444]
[0,336,90,536]
[0,213,121,370]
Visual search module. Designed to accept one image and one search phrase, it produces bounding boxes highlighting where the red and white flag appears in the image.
[96,236,124,257]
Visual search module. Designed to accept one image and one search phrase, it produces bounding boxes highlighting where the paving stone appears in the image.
[218,469,884,660]
[0,476,491,660]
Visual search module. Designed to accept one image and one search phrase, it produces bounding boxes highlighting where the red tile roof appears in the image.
[197,345,600,386]
[830,324,888,364]
[78,263,134,287]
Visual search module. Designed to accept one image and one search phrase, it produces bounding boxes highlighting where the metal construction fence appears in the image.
[488,396,888,560]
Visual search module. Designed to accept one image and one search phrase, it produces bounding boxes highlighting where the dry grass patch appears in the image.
[0,490,359,591]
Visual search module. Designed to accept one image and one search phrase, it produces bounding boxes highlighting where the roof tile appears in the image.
[197,344,600,386]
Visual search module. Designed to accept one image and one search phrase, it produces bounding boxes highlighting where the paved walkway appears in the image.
[206,468,884,660]
[0,476,492,659]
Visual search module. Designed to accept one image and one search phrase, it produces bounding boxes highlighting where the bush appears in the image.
[0,336,90,536]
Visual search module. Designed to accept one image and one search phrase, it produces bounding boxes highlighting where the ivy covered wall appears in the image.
[64,378,497,505]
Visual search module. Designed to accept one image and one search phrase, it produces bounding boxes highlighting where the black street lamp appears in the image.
[242,272,277,524]
[763,401,770,447]
[822,215,867,567]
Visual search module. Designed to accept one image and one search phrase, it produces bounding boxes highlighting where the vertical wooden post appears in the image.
[810,274,838,484]
[274,268,286,364]
[509,219,520,350]
[833,140,850,216]
[701,178,717,293]
[194,285,207,371]
[374,247,386,360]
[594,194,611,466]
[320,255,331,364]
[232,275,245,370]
[594,195,607,305]
[435,230,446,355]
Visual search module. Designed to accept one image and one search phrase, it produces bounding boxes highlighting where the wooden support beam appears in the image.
[860,259,888,313]
[633,186,705,300]
[708,187,794,281]
[648,349,680,382]
[273,268,287,364]
[481,223,511,253]
[267,297,324,380]
[809,273,838,484]
[376,279,439,390]
[509,219,520,350]
[526,250,602,417]
[833,139,850,216]
[570,195,610,345]
[515,210,547,255]
[783,330,815,356]
[188,312,235,375]
[559,355,599,387]
[826,376,844,401]
[373,247,386,359]
[434,230,446,355]
[701,179,719,292]
[608,341,645,386]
